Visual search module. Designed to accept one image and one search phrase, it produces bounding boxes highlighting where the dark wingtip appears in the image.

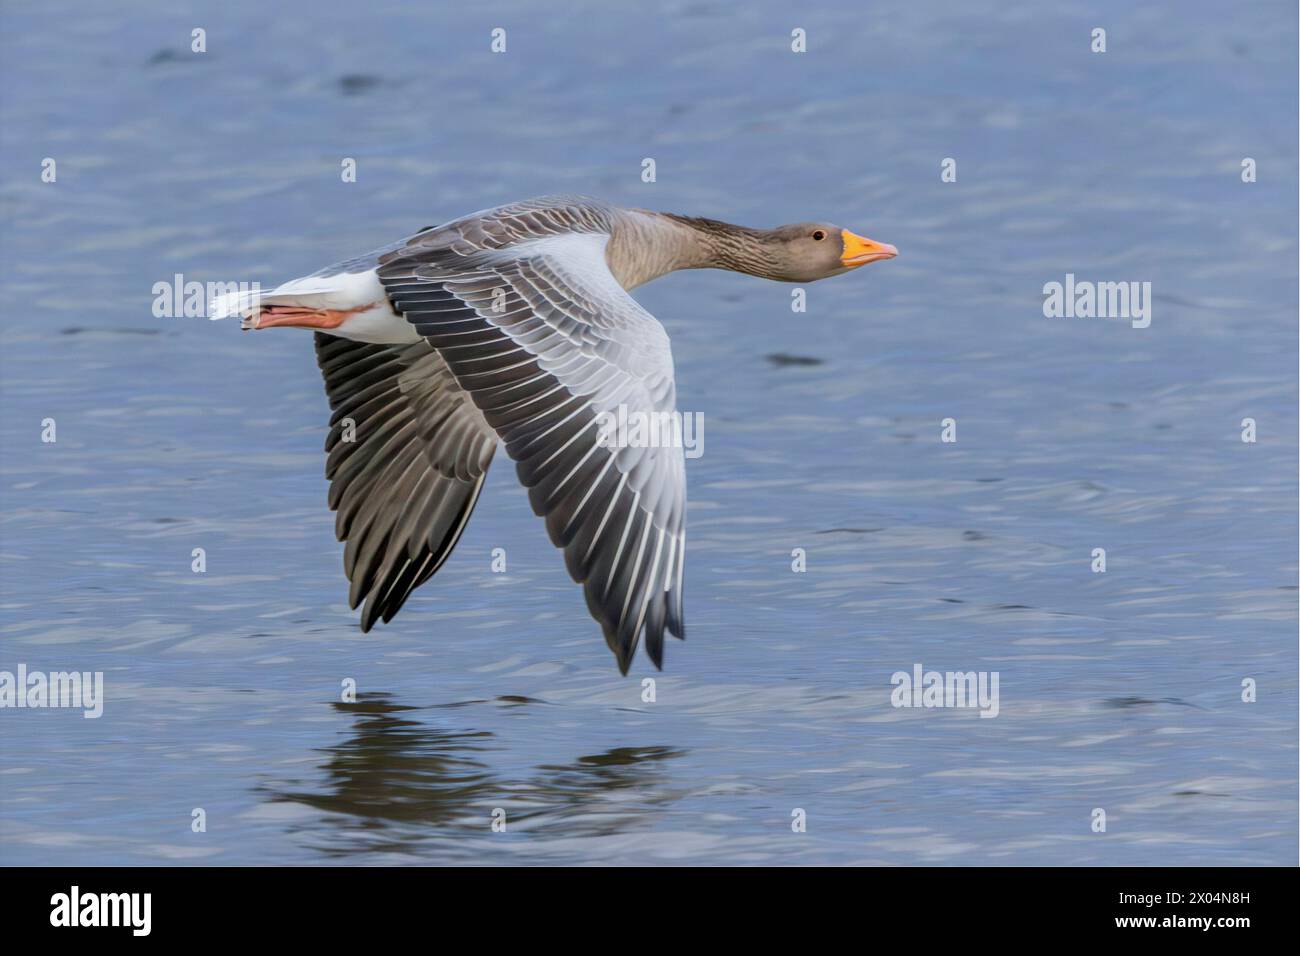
[646,631,665,669]
[359,600,379,633]
[613,632,637,675]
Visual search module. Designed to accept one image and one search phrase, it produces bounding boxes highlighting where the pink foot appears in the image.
[242,304,370,331]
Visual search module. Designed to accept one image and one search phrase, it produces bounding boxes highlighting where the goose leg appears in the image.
[242,305,365,331]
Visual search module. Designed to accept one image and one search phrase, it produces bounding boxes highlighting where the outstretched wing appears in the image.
[375,202,687,672]
[313,332,496,630]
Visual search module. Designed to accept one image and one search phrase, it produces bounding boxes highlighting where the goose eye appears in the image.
[812,230,826,241]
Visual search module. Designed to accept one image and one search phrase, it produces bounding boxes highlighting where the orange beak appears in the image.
[840,229,898,267]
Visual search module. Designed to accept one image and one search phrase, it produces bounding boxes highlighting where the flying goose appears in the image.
[211,195,896,672]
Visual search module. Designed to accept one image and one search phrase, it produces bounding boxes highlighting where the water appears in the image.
[0,0,1295,865]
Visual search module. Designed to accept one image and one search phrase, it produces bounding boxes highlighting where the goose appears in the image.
[211,195,896,673]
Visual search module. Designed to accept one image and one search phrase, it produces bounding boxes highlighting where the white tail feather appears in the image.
[208,270,387,320]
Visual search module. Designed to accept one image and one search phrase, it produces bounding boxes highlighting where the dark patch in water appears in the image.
[765,353,824,367]
[1104,696,1200,710]
[429,699,488,709]
[561,746,684,769]
[338,74,383,95]
[815,527,882,535]
[146,49,186,66]
[61,327,160,336]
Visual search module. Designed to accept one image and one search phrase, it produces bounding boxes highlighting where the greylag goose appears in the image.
[211,195,895,672]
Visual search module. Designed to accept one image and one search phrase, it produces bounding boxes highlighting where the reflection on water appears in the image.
[262,696,495,835]
[525,745,685,839]
[260,694,684,858]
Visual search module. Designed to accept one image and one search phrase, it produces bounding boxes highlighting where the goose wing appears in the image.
[375,198,687,672]
[313,333,496,631]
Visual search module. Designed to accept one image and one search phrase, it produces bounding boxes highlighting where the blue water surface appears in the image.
[0,0,1295,864]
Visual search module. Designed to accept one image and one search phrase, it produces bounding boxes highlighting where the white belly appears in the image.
[210,267,423,345]
[335,299,424,345]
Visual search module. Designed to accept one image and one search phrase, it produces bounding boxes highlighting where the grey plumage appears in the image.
[373,197,686,673]
[313,333,495,632]
[240,194,894,672]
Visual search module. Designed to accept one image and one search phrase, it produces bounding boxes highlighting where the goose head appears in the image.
[756,222,898,282]
[649,212,896,286]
